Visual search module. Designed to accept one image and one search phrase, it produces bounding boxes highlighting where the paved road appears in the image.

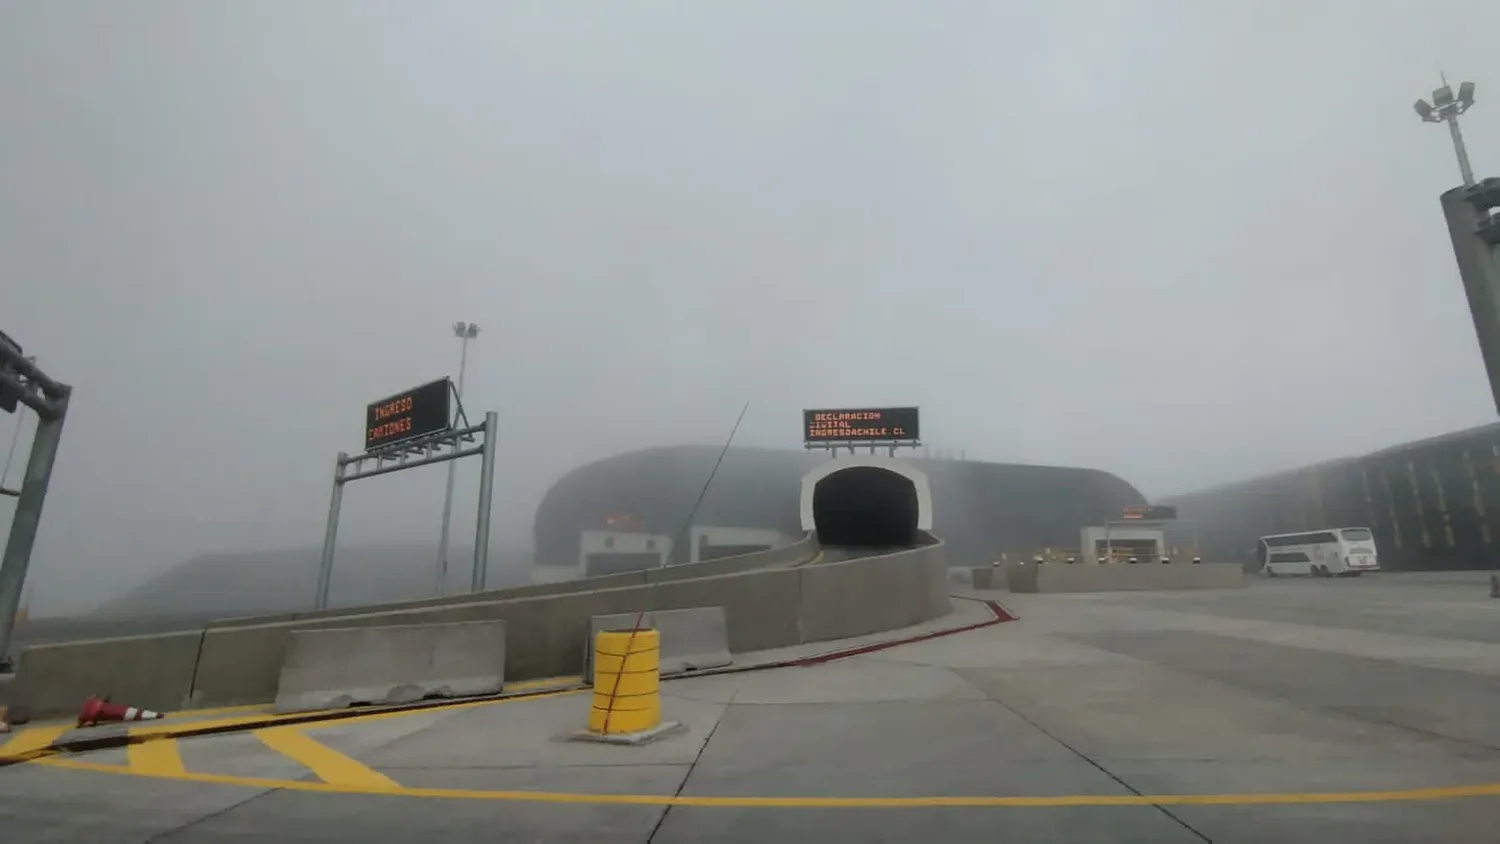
[7,573,1500,841]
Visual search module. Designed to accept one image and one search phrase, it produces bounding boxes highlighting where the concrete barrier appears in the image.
[209,533,819,629]
[581,607,731,684]
[970,566,1004,590]
[16,535,947,716]
[272,620,507,713]
[1007,561,1244,593]
[12,630,204,717]
[800,542,950,642]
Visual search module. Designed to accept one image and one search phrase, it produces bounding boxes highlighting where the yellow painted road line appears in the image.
[165,703,272,720]
[300,687,586,732]
[28,755,1500,808]
[0,724,69,761]
[507,675,581,692]
[794,551,824,568]
[126,736,186,776]
[253,726,399,790]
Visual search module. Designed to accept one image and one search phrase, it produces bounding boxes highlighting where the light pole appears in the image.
[1415,75,1477,188]
[435,321,478,597]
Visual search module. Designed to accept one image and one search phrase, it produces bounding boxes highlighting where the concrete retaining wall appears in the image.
[13,535,945,716]
[273,620,507,713]
[1007,562,1244,593]
[582,607,731,683]
[209,533,819,629]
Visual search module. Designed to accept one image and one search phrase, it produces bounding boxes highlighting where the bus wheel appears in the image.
[1316,565,1330,578]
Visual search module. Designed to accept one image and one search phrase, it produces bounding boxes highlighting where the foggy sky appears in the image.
[4,0,1499,613]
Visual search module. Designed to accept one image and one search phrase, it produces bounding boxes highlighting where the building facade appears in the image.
[531,445,1149,573]
[1162,421,1500,571]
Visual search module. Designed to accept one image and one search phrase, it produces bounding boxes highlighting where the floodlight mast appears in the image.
[1415,75,1478,188]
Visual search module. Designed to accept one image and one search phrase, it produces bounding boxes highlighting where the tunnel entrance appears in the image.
[812,466,920,547]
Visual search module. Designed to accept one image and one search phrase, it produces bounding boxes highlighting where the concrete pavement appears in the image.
[5,574,1500,841]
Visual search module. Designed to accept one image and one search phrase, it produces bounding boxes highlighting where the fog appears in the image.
[3,0,1498,614]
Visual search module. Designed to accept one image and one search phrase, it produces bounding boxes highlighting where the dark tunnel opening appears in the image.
[812,467,920,547]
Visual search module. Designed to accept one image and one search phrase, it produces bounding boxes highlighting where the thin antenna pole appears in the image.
[666,401,750,566]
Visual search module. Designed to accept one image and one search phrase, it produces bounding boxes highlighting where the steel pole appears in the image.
[471,411,499,593]
[314,452,347,610]
[436,333,471,597]
[1448,114,1477,188]
[0,389,70,663]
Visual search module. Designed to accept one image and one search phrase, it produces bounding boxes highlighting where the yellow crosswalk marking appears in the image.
[253,726,399,789]
[126,737,186,775]
[0,724,68,761]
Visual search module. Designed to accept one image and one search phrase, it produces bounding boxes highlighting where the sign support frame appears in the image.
[315,409,499,610]
[0,344,71,664]
[803,439,923,458]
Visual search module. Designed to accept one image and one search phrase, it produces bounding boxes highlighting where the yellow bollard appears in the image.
[569,627,685,745]
[589,628,663,735]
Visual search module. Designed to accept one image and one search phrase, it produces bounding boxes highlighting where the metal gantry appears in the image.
[0,332,72,662]
[317,409,499,610]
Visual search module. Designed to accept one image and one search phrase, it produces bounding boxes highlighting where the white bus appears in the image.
[1257,528,1380,578]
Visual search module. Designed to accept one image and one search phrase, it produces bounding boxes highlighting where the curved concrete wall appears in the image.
[799,457,934,533]
[208,533,822,631]
[13,534,951,717]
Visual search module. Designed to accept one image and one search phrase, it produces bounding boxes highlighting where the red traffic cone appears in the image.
[77,695,166,727]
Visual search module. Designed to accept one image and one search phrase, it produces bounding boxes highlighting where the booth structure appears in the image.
[1079,525,1166,563]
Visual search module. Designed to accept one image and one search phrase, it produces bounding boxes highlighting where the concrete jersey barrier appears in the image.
[581,607,732,684]
[12,630,205,717]
[1007,561,1245,593]
[272,620,507,713]
[14,536,948,717]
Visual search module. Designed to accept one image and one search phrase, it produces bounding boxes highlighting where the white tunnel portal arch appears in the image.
[799,457,933,534]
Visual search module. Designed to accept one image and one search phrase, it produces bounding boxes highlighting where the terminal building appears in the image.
[530,444,1148,579]
[1161,421,1500,572]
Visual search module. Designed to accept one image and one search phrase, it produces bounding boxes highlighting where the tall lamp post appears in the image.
[1415,76,1478,188]
[436,321,479,597]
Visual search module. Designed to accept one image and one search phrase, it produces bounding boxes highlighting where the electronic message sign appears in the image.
[803,406,920,443]
[365,378,452,450]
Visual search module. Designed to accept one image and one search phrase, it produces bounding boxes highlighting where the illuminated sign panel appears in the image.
[803,406,920,443]
[365,378,452,450]
[1122,505,1177,521]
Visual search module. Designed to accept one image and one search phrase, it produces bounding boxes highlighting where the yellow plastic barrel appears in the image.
[589,627,662,735]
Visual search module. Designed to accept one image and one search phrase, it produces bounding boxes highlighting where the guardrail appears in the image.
[11,535,949,717]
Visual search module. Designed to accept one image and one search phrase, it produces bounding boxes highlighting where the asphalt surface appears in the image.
[7,572,1500,841]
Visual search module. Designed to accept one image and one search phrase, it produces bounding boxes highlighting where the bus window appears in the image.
[1341,528,1373,542]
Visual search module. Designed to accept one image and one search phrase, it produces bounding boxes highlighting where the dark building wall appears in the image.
[1162,421,1500,571]
[532,446,1149,567]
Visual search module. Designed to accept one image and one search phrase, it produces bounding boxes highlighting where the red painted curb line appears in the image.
[785,597,1014,667]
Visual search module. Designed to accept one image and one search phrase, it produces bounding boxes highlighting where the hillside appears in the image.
[90,543,536,620]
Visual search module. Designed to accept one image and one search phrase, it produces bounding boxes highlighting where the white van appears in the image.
[1258,528,1379,578]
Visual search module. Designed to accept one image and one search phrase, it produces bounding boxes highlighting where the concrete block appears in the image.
[273,620,507,713]
[1006,562,1040,593]
[582,607,731,684]
[190,623,294,707]
[14,630,204,718]
[653,568,803,653]
[1028,562,1246,593]
[971,566,1005,590]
